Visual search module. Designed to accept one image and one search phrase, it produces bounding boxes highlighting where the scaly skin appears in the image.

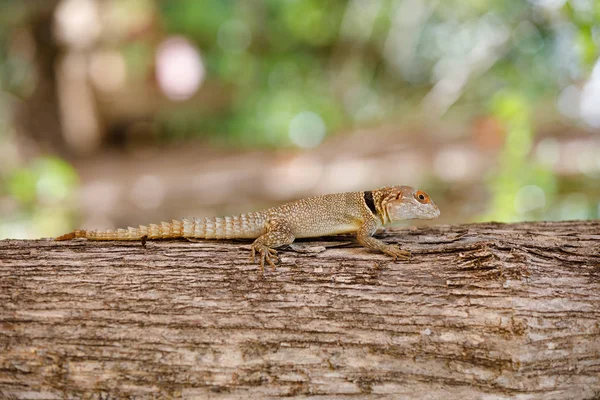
[56,186,440,270]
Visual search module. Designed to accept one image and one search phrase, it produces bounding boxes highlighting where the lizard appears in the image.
[55,185,440,270]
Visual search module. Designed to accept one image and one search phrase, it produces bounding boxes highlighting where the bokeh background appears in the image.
[0,0,599,240]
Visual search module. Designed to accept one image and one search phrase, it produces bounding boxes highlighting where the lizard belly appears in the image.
[293,221,359,239]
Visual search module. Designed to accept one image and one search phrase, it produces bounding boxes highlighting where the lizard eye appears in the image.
[415,191,429,204]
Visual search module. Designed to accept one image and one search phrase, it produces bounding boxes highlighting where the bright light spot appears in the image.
[217,20,252,53]
[557,85,580,118]
[36,173,69,205]
[156,37,204,101]
[570,0,594,15]
[288,111,326,148]
[514,185,546,214]
[529,0,567,10]
[580,81,600,127]
[89,50,126,93]
[130,175,165,210]
[535,138,560,168]
[54,0,100,49]
[580,59,600,127]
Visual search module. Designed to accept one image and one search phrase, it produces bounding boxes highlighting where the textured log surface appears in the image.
[1,221,599,399]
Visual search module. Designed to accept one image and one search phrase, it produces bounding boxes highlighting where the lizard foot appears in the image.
[250,244,280,271]
[382,244,411,261]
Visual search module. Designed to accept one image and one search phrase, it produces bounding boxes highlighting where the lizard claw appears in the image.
[383,244,411,261]
[250,244,280,271]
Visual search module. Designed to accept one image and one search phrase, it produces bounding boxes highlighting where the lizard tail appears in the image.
[55,212,267,241]
[55,230,88,240]
[55,222,181,241]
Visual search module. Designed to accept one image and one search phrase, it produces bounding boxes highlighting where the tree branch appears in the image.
[1,221,599,399]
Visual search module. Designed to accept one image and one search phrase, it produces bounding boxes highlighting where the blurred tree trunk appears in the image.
[1,221,599,399]
[14,1,66,156]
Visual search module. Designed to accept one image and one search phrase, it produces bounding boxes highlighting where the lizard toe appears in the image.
[251,243,280,271]
[266,255,277,270]
[383,244,411,261]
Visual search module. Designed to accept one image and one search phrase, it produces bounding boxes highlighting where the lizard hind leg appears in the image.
[250,219,295,271]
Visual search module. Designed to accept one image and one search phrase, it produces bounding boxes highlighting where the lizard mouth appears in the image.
[428,206,441,219]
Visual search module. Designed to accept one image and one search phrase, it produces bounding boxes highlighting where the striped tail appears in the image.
[55,212,267,241]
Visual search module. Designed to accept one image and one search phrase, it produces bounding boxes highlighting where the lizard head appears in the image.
[382,186,440,222]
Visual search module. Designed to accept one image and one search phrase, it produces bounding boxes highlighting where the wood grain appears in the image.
[1,221,599,399]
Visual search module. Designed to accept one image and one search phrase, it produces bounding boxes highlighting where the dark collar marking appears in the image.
[363,191,377,216]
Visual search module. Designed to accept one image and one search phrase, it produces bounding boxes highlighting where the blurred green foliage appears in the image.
[6,158,78,206]
[0,0,599,239]
[485,90,557,222]
[156,0,350,146]
[1,156,78,239]
[151,0,600,147]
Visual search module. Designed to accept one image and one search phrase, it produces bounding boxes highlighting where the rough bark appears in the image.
[1,221,599,399]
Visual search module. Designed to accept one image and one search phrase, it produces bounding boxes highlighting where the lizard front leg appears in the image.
[251,219,295,271]
[356,219,411,261]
